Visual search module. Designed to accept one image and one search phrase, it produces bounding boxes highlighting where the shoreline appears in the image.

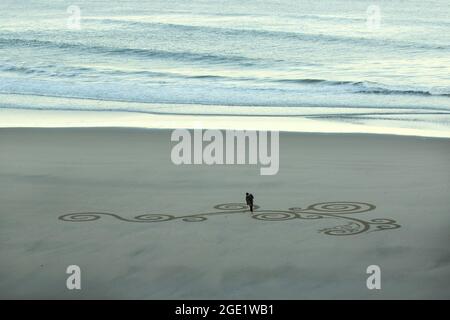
[1,108,450,139]
[1,126,448,142]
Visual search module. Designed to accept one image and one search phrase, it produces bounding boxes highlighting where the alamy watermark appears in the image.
[171,129,279,175]
[366,4,381,31]
[366,265,381,290]
[66,265,81,290]
[67,5,81,30]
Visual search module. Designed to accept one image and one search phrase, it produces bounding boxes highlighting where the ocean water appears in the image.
[0,0,449,134]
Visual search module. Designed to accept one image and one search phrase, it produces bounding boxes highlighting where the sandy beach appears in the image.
[0,127,449,299]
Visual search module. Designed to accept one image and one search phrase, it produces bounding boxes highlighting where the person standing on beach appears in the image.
[246,192,254,212]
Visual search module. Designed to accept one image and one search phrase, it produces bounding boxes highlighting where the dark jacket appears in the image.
[246,194,254,205]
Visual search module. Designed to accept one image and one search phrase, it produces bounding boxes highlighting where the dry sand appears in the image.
[0,128,449,299]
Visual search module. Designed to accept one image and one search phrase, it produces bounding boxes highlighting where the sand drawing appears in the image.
[59,201,401,236]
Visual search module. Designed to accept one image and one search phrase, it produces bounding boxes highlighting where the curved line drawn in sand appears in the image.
[58,201,401,236]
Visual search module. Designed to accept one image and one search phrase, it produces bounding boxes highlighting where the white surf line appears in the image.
[0,108,449,139]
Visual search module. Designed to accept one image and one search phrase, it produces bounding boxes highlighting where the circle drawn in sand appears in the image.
[252,211,298,221]
[214,203,260,211]
[306,202,375,214]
